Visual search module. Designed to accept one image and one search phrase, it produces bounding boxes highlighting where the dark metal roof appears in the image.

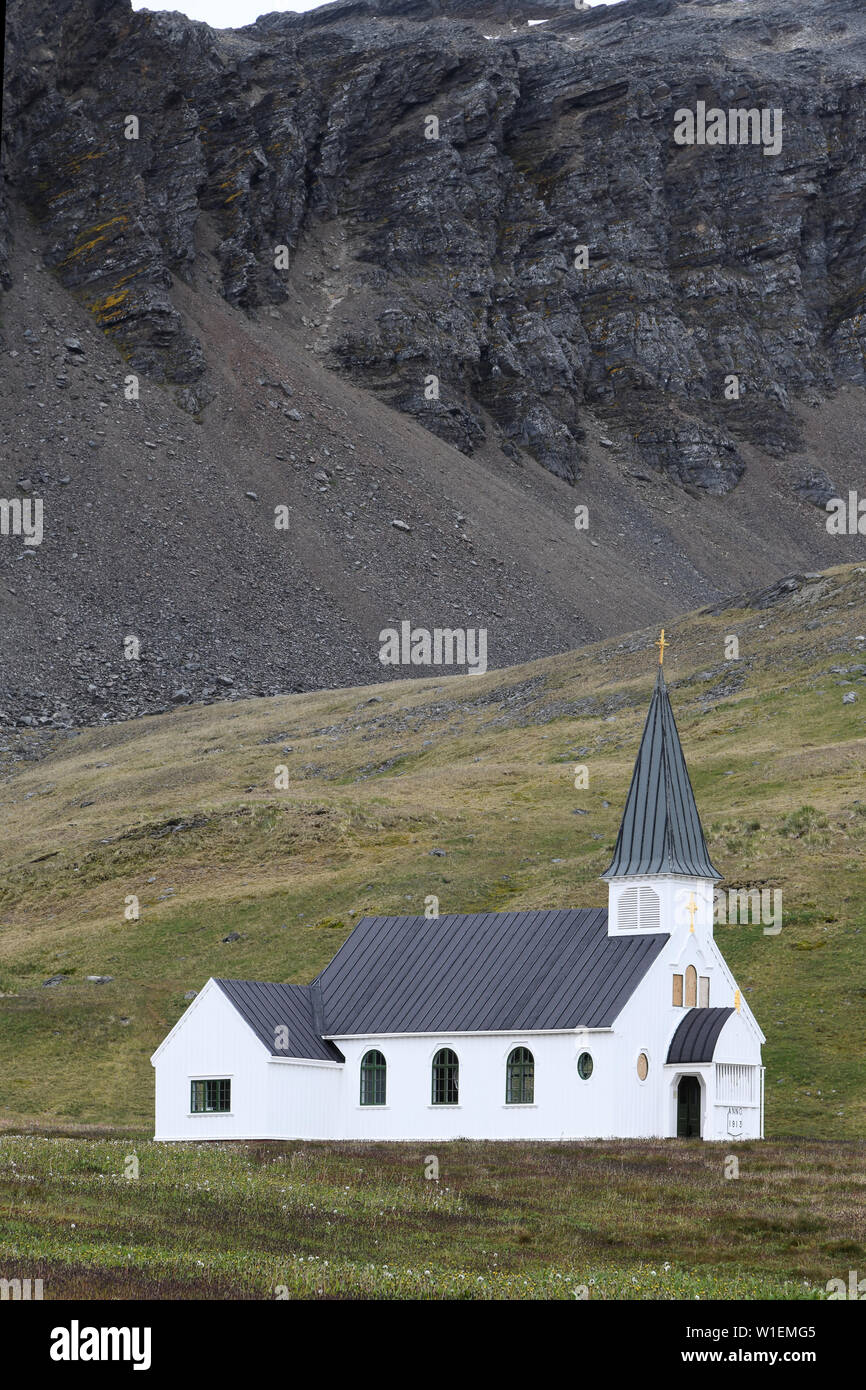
[314,908,668,1036]
[666,1007,734,1064]
[603,668,720,880]
[214,979,344,1062]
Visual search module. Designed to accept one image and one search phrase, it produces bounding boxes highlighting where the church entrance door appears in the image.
[676,1075,702,1138]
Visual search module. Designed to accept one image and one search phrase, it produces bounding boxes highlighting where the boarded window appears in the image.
[685,965,697,1007]
[636,1052,649,1081]
[699,975,710,1008]
[672,974,683,1007]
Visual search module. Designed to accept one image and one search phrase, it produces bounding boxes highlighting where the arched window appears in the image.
[360,1050,386,1106]
[506,1047,534,1104]
[431,1048,459,1106]
[672,973,684,1006]
[685,965,697,1007]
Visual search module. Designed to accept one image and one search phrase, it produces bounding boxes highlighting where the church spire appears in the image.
[602,645,719,881]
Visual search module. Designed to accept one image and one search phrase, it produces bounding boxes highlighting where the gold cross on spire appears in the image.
[686,893,698,933]
[656,628,667,665]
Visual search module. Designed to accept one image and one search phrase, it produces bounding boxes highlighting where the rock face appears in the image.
[2,0,866,728]
[4,0,866,493]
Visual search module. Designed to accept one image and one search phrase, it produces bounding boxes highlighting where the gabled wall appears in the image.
[153,980,347,1141]
[607,872,764,1039]
[612,909,764,1140]
[153,982,268,1140]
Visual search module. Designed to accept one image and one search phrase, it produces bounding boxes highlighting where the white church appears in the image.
[152,648,765,1143]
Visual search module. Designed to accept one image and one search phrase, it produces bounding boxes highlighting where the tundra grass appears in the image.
[0,1135,862,1300]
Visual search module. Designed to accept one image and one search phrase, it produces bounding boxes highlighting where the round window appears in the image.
[577,1052,593,1080]
[637,1051,649,1081]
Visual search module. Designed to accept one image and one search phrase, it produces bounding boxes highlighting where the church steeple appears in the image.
[603,652,719,882]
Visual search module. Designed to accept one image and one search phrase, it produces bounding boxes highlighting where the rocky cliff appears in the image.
[6,0,866,488]
[2,0,866,725]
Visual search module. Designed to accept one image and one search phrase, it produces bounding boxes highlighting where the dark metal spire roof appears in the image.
[603,667,720,880]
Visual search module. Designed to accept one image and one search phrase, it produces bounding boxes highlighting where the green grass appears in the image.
[1,1134,862,1299]
[1,561,865,1135]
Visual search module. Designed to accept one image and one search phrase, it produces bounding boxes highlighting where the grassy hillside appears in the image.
[1,563,865,1135]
